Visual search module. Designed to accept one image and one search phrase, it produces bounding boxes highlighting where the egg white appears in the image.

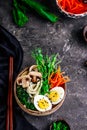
[49,87,65,105]
[34,95,52,112]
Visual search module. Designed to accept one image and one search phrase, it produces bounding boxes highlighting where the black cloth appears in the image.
[0,25,38,130]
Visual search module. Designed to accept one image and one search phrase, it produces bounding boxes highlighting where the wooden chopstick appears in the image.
[6,57,14,130]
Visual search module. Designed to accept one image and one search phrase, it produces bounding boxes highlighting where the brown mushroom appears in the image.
[17,77,22,85]
[17,75,30,88]
[29,71,42,83]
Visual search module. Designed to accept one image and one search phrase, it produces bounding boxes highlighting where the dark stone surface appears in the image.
[0,0,87,130]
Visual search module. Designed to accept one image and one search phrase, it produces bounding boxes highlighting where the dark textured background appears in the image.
[0,0,87,130]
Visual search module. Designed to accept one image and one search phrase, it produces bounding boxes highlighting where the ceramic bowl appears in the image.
[14,67,67,116]
[49,119,71,130]
[56,0,87,18]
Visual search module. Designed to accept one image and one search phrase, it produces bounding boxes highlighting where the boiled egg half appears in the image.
[48,87,65,105]
[34,95,52,112]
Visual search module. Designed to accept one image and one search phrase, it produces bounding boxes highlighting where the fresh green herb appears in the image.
[16,85,36,110]
[32,48,61,95]
[51,121,70,130]
[13,0,29,27]
[20,0,58,23]
[53,122,57,129]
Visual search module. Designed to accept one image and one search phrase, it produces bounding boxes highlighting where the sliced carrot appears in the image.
[62,0,66,9]
[48,66,70,89]
[66,0,72,9]
[57,0,87,14]
[71,0,74,7]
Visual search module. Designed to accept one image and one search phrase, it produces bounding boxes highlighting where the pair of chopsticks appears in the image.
[6,57,14,130]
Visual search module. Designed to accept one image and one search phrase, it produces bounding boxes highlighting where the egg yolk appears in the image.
[38,98,49,109]
[48,90,60,102]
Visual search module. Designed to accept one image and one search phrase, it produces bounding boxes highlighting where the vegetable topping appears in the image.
[32,48,62,95]
[16,48,70,111]
[58,0,87,14]
[49,66,70,89]
[51,120,70,130]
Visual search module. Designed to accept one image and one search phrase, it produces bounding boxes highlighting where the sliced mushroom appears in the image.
[29,65,38,72]
[17,77,23,85]
[29,71,42,83]
[17,75,30,88]
[32,76,37,83]
[29,71,42,78]
[22,77,30,88]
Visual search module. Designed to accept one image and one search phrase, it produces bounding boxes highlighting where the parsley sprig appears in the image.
[17,85,36,110]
